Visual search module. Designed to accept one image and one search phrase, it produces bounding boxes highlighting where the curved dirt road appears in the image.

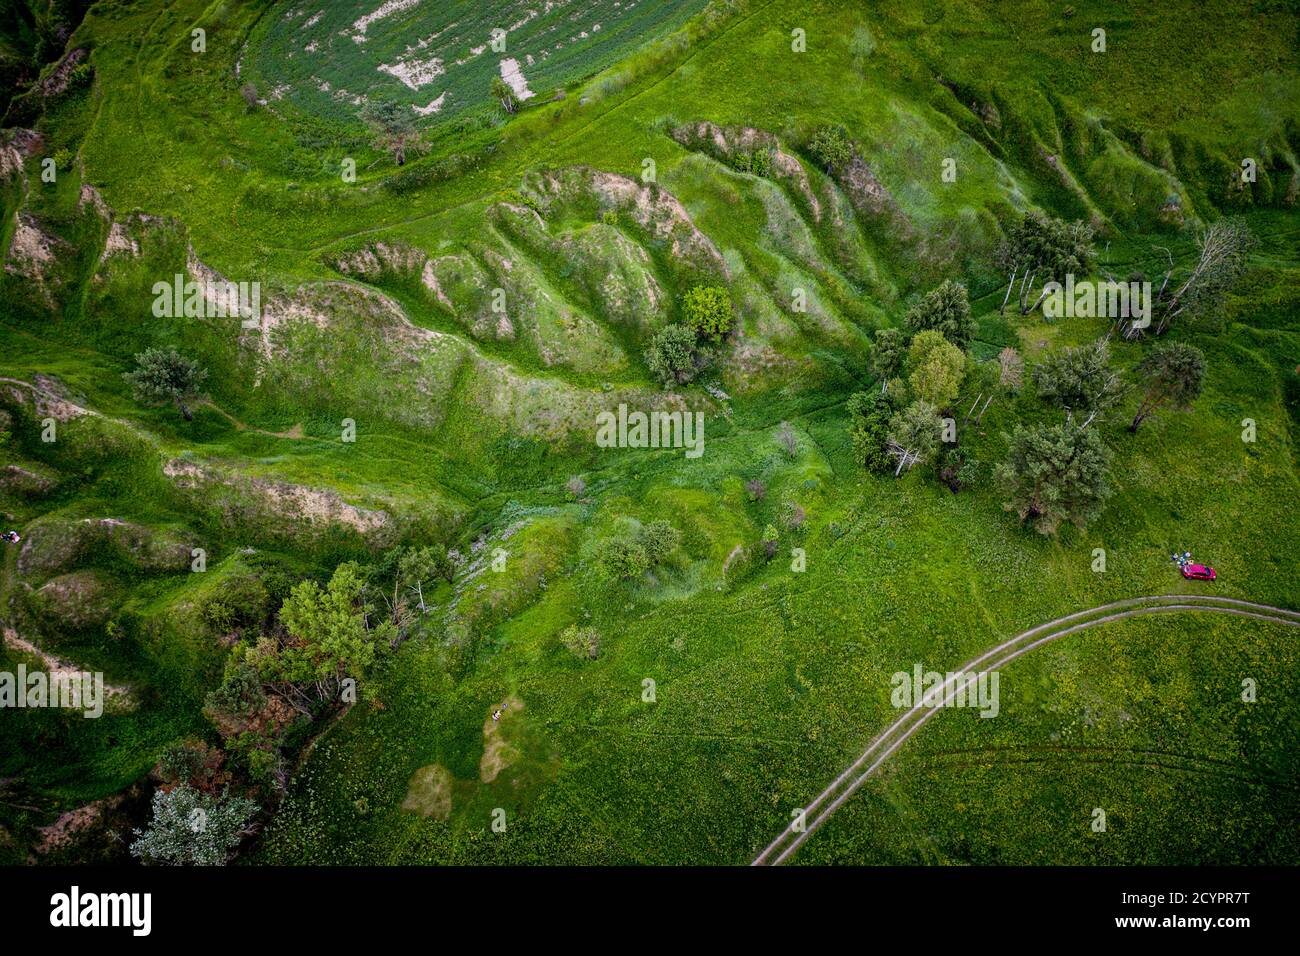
[753,594,1300,866]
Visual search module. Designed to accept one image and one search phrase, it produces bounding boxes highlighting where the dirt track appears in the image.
[752,594,1300,866]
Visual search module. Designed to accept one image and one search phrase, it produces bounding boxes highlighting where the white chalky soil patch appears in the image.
[350,0,421,42]
[499,58,535,100]
[378,54,444,89]
[413,92,447,114]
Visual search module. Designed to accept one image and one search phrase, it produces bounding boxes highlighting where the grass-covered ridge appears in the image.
[0,0,1298,865]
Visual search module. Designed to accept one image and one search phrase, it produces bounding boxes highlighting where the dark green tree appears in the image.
[1032,339,1126,427]
[361,99,418,165]
[871,328,906,380]
[123,347,207,421]
[997,423,1112,536]
[645,324,705,386]
[903,280,976,350]
[1129,342,1206,432]
[847,388,902,472]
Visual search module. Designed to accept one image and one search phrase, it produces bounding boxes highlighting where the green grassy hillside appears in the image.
[1,0,1297,865]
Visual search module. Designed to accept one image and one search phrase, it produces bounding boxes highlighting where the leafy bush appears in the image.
[809,125,852,174]
[681,285,734,343]
[732,147,773,177]
[640,519,683,565]
[559,624,601,660]
[201,574,269,635]
[645,324,706,386]
[204,661,267,724]
[595,519,684,579]
[130,785,258,866]
[595,536,650,579]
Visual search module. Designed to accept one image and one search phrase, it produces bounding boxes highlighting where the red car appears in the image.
[1181,563,1216,581]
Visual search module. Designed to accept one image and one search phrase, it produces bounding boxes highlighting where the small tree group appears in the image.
[853,281,974,476]
[645,286,734,388]
[595,519,684,580]
[994,210,1096,315]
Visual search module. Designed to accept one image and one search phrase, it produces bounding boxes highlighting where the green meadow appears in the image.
[0,0,1297,865]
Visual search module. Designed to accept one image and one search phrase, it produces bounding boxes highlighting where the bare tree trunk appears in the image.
[1000,268,1017,315]
[1022,286,1050,316]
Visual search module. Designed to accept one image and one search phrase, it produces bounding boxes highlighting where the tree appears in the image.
[681,285,734,343]
[887,400,941,474]
[808,125,852,174]
[994,210,1095,314]
[904,280,976,350]
[761,524,780,559]
[1032,339,1126,428]
[645,324,705,386]
[847,388,901,472]
[1129,342,1206,432]
[252,562,394,712]
[123,347,207,421]
[130,785,258,866]
[871,328,906,381]
[998,423,1111,536]
[1155,217,1257,333]
[396,546,439,613]
[490,76,519,115]
[907,330,966,409]
[361,99,418,165]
